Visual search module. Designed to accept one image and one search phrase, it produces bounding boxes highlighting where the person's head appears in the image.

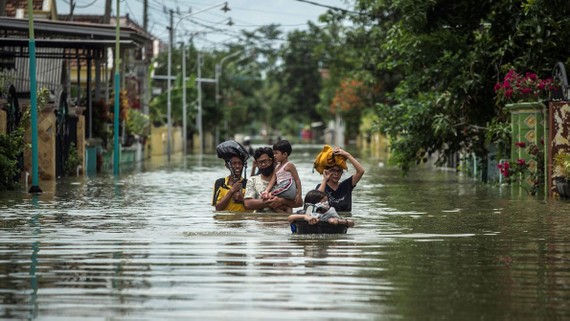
[303,190,329,212]
[325,165,344,183]
[254,147,274,177]
[243,136,251,145]
[273,140,292,162]
[225,155,244,179]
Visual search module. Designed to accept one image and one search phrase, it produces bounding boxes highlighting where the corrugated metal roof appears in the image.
[3,48,63,93]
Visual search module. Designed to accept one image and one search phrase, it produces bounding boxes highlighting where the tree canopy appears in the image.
[149,0,570,173]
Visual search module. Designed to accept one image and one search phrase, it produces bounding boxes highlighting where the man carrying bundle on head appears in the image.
[314,145,365,212]
[212,140,251,212]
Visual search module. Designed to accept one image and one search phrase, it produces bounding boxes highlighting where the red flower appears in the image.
[494,69,553,103]
[515,142,526,148]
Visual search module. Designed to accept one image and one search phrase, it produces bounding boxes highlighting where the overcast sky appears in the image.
[56,0,351,49]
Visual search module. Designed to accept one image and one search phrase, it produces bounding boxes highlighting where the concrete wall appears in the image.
[23,107,56,181]
[357,131,389,160]
[192,132,215,154]
[149,125,182,156]
[0,109,6,135]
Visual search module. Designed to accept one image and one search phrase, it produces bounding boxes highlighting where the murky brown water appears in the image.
[2,146,570,320]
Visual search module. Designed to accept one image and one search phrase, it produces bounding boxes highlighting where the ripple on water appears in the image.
[2,153,570,320]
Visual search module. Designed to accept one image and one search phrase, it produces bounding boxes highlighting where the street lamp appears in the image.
[214,50,243,142]
[180,19,229,155]
[167,1,229,161]
[215,50,243,106]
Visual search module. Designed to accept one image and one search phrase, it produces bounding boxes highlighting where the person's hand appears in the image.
[230,180,242,193]
[305,214,318,225]
[232,191,243,202]
[333,147,349,158]
[294,193,302,205]
[230,180,243,202]
[322,169,332,182]
[265,196,282,209]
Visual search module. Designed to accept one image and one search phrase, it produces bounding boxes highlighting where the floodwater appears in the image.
[1,145,570,321]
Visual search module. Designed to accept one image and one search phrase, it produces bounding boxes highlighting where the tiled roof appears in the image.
[5,0,46,17]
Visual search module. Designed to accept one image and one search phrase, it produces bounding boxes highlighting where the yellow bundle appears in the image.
[313,145,348,174]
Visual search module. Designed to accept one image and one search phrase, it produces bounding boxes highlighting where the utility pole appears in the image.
[0,0,7,16]
[104,0,112,24]
[27,0,41,194]
[166,9,173,161]
[113,0,121,175]
[69,0,75,21]
[143,0,148,31]
[181,42,187,155]
[197,51,203,155]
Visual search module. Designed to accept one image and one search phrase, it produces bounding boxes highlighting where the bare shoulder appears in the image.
[285,162,297,171]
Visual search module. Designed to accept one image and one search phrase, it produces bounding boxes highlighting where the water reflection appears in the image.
[1,149,570,320]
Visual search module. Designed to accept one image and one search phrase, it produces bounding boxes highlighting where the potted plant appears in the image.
[497,141,544,195]
[553,151,570,198]
[494,69,554,104]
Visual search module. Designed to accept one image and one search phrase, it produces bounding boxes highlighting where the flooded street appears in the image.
[2,146,570,320]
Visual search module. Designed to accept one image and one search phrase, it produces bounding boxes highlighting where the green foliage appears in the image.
[484,118,511,160]
[64,143,80,176]
[498,143,544,195]
[92,99,110,144]
[0,127,24,190]
[37,87,50,110]
[127,109,150,137]
[322,0,570,173]
[0,73,12,96]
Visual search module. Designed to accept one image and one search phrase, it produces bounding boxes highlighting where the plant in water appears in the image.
[497,141,544,195]
[126,109,150,137]
[0,127,25,190]
[64,143,81,176]
[485,118,511,160]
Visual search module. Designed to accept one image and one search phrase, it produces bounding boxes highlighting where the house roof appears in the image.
[0,16,151,47]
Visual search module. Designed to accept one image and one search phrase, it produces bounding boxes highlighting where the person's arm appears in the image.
[244,198,268,210]
[287,213,318,225]
[335,147,365,187]
[266,196,301,210]
[214,179,241,211]
[286,163,303,204]
[250,160,257,177]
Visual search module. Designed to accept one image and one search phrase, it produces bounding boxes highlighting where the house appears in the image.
[0,0,154,180]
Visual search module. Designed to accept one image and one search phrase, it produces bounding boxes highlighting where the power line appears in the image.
[292,0,360,15]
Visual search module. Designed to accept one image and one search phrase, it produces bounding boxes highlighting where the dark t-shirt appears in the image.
[316,175,354,212]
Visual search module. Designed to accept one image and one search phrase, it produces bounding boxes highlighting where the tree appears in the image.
[322,0,570,172]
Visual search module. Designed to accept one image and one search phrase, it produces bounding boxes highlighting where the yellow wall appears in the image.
[192,132,215,154]
[357,131,390,160]
[149,125,182,156]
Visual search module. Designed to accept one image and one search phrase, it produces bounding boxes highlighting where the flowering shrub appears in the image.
[494,69,554,104]
[497,141,544,195]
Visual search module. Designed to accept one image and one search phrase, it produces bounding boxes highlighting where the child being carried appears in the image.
[260,140,302,213]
